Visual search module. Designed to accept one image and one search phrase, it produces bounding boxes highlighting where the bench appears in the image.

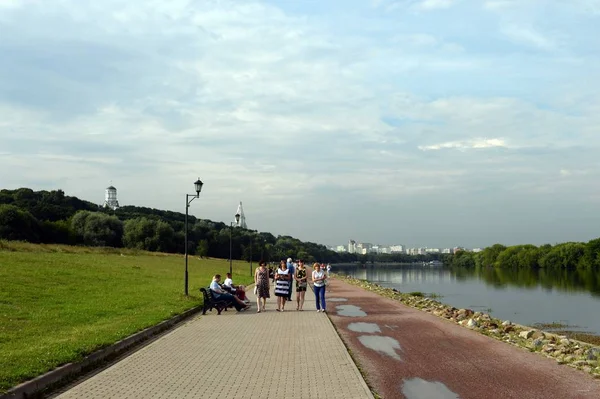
[200,288,234,315]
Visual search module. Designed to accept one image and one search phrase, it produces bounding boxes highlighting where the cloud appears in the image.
[418,138,508,151]
[416,0,457,10]
[0,0,599,248]
[483,0,517,11]
[372,0,458,12]
[500,25,556,50]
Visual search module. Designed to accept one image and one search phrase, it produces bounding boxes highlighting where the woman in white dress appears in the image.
[274,260,291,312]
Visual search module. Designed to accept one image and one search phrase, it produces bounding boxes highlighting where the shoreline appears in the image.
[336,274,600,379]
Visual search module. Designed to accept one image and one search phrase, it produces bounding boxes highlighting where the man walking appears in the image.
[286,257,295,302]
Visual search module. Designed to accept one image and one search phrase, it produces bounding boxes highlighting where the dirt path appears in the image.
[325,277,600,399]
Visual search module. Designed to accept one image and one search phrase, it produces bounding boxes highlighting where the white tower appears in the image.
[235,201,247,229]
[103,185,120,210]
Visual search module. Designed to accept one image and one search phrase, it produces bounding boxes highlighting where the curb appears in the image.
[1,305,204,399]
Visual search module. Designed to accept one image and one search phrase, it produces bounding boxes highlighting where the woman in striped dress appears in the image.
[274,260,291,312]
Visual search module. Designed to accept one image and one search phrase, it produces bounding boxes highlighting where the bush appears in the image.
[0,204,40,242]
[71,211,123,247]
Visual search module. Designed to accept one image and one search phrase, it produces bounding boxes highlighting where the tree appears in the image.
[40,220,75,244]
[581,238,600,270]
[72,211,123,247]
[480,244,507,267]
[0,204,40,242]
[196,240,209,258]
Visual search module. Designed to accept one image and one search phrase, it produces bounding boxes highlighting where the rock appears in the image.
[503,325,515,333]
[459,320,468,326]
[588,351,599,361]
[573,360,587,367]
[490,329,501,334]
[519,330,535,339]
[531,331,545,340]
[560,338,571,345]
[564,355,575,362]
[467,319,478,328]
[474,312,482,318]
[532,339,544,348]
[502,320,512,326]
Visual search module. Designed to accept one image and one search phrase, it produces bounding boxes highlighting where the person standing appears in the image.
[286,257,295,302]
[312,263,327,312]
[254,260,270,313]
[274,260,290,311]
[294,259,307,311]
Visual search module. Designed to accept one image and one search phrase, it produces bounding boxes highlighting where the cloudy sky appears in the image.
[1,0,599,249]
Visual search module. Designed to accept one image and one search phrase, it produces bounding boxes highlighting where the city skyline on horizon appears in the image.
[1,1,599,249]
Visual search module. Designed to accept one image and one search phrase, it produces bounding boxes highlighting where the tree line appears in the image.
[0,188,357,263]
[448,240,600,271]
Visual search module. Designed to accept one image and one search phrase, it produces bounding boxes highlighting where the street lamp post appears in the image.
[184,178,204,296]
[229,213,240,275]
[249,237,253,276]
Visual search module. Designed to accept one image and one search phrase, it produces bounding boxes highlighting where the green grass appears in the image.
[0,241,255,393]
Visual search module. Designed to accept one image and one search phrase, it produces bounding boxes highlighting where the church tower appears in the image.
[103,185,120,210]
[235,201,247,229]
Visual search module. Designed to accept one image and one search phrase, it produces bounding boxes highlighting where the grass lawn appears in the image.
[0,241,255,393]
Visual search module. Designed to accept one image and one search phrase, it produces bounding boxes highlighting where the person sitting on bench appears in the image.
[223,273,248,303]
[210,274,249,311]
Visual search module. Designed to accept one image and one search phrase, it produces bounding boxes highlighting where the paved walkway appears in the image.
[53,284,373,399]
[327,277,600,399]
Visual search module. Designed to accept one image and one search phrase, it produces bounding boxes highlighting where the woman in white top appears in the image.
[312,263,327,312]
[223,272,248,302]
[274,260,291,312]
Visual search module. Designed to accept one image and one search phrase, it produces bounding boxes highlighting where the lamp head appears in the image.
[194,178,203,196]
[235,213,240,224]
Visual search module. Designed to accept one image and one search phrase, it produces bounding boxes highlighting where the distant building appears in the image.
[390,245,405,253]
[348,240,356,254]
[442,248,452,254]
[336,245,347,253]
[472,248,483,253]
[356,243,372,255]
[102,185,120,210]
[235,201,247,229]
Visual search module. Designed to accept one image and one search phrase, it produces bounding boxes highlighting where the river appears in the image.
[334,263,600,336]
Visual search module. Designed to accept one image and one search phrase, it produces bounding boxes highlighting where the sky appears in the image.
[1,0,600,249]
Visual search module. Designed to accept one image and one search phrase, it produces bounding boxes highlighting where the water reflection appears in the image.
[336,264,600,335]
[339,264,600,297]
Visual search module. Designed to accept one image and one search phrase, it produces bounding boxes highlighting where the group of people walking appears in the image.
[254,258,330,313]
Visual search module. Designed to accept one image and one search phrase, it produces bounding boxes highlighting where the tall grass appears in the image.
[0,241,254,393]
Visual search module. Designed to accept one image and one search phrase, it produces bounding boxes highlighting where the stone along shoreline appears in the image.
[336,275,600,379]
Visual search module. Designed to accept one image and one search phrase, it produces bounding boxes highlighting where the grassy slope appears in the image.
[0,241,255,393]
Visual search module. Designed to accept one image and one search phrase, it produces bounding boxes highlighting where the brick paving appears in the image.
[54,285,373,399]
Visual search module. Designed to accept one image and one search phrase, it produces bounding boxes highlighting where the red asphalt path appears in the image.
[325,277,600,399]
